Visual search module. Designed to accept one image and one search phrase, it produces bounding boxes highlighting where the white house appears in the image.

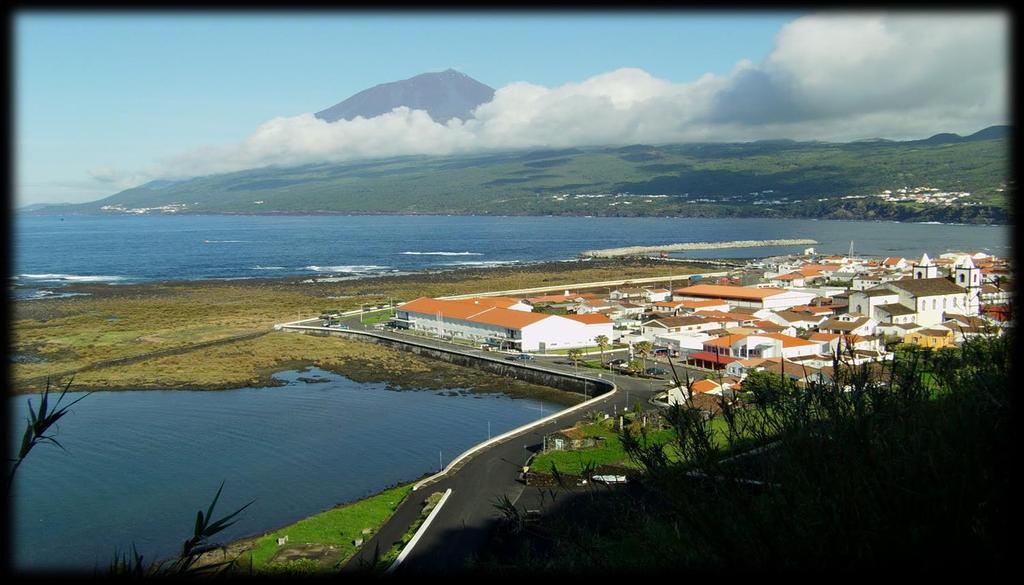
[817,314,878,336]
[642,288,673,303]
[395,297,614,352]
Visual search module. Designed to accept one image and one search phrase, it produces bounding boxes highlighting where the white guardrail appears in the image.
[274,323,618,491]
[385,488,454,574]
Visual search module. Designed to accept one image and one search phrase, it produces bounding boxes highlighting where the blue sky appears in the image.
[15,11,1007,206]
[15,12,803,205]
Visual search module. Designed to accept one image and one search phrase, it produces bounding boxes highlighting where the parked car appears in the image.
[608,358,628,366]
[506,353,534,361]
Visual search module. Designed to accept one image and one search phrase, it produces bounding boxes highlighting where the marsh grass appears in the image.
[12,260,698,393]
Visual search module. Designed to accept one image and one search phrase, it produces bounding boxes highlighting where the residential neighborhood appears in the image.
[386,247,1011,399]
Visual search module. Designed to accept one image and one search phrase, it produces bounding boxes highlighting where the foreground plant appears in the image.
[8,377,90,488]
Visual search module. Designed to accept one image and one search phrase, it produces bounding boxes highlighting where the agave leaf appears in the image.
[203,500,254,537]
[39,389,50,422]
[205,481,225,527]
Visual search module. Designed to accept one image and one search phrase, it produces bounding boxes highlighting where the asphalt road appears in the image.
[322,317,707,573]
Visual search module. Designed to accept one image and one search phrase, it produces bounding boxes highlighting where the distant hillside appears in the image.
[314,69,495,123]
[44,126,1011,224]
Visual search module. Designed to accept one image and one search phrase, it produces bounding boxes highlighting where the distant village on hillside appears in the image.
[384,248,1011,404]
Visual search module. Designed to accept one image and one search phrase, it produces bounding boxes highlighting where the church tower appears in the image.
[913,253,939,279]
[954,255,982,314]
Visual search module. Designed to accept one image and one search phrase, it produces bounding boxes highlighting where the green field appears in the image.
[46,134,1010,224]
[238,483,413,573]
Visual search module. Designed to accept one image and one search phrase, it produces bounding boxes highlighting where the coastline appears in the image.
[11,258,705,395]
[23,209,1011,226]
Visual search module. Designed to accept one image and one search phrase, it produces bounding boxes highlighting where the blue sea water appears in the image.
[9,369,564,572]
[10,214,1011,299]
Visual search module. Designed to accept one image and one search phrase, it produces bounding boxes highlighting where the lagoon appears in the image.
[9,368,565,572]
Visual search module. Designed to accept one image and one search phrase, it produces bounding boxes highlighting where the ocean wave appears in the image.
[304,265,390,273]
[19,273,127,283]
[16,289,92,300]
[203,240,250,243]
[440,260,520,267]
[400,251,484,256]
[251,266,285,270]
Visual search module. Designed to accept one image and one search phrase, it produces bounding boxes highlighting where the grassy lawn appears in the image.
[529,414,740,475]
[239,482,414,573]
[529,417,676,474]
[357,309,395,326]
[543,343,628,355]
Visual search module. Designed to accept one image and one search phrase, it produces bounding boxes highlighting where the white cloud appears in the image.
[92,12,1010,189]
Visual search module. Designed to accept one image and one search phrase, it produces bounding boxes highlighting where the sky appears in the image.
[14,10,1009,206]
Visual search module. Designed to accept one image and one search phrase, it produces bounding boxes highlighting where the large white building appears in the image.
[848,254,980,327]
[394,297,614,352]
[673,284,817,311]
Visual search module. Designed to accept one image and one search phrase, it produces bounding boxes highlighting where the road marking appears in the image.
[386,488,454,574]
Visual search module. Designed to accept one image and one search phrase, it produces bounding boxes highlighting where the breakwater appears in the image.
[580,238,819,258]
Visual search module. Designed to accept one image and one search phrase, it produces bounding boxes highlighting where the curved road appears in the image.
[284,317,702,574]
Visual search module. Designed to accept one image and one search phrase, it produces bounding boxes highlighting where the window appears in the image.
[960,274,965,283]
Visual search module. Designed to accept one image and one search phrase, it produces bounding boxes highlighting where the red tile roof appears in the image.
[675,284,789,301]
[399,297,551,329]
[563,313,613,325]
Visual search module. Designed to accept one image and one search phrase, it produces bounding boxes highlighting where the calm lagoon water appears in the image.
[9,368,564,572]
[11,214,1010,299]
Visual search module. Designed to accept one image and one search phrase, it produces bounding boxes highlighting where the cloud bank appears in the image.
[110,12,1010,189]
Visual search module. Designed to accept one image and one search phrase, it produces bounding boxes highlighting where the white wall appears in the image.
[522,317,614,352]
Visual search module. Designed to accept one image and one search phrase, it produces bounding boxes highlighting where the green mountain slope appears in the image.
[48,130,1011,224]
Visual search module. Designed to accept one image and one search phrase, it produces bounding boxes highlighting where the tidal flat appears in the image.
[10,258,705,395]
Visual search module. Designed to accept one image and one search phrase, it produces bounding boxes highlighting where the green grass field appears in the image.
[239,483,413,573]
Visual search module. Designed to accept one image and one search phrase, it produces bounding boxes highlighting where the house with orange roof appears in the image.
[881,257,908,269]
[651,300,689,316]
[791,304,836,317]
[394,297,614,352]
[641,315,726,336]
[767,272,807,287]
[673,283,816,310]
[460,296,533,312]
[700,332,821,361]
[680,298,731,313]
[573,298,614,314]
[666,378,723,405]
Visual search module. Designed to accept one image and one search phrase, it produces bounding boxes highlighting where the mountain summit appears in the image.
[314,69,495,124]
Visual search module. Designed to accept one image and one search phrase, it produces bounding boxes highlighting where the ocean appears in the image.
[11,214,1010,300]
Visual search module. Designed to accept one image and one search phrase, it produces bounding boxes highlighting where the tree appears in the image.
[594,335,610,370]
[566,348,584,372]
[634,341,653,374]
